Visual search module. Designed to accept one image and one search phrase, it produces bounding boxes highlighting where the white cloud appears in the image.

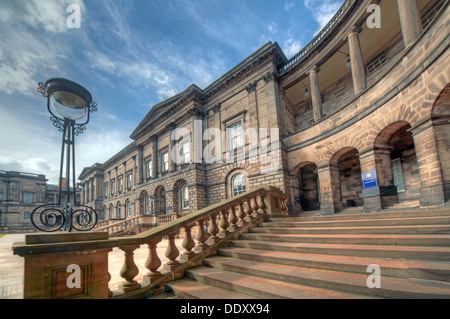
[284,1,295,12]
[304,0,343,34]
[283,38,303,59]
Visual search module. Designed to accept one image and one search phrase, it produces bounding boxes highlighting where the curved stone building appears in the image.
[79,0,450,220]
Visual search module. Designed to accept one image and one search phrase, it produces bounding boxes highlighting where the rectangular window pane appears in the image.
[229,122,244,150]
[23,192,33,203]
[162,153,169,171]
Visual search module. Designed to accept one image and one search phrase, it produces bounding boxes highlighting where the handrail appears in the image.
[12,186,289,299]
[279,0,356,74]
[115,186,273,246]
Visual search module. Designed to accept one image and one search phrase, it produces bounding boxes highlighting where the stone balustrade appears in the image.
[12,186,289,299]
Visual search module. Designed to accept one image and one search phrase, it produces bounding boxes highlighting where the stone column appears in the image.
[137,145,144,185]
[347,26,366,94]
[188,107,203,164]
[166,123,176,172]
[411,120,446,206]
[150,135,158,179]
[397,0,423,48]
[309,65,323,122]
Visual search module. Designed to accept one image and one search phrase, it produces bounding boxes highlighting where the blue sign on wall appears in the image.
[167,206,173,211]
[362,170,378,189]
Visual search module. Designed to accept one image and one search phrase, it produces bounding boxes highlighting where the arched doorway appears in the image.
[294,162,321,212]
[139,190,149,215]
[154,186,166,215]
[374,121,421,206]
[330,147,364,212]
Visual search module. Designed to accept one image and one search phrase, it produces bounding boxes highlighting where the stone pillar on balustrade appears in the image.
[12,232,114,299]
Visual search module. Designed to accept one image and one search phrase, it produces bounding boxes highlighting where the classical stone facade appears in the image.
[79,0,450,220]
[0,171,80,233]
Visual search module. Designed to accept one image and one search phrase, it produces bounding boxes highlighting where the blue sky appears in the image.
[0,0,343,185]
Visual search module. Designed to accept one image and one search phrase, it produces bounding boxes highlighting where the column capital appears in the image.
[212,103,221,114]
[149,135,158,142]
[309,65,320,74]
[165,122,177,131]
[188,107,203,117]
[348,25,363,37]
[245,81,257,93]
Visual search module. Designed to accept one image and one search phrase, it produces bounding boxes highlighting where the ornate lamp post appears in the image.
[32,78,99,232]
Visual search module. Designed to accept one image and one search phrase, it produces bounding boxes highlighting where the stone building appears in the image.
[0,171,80,233]
[79,0,450,221]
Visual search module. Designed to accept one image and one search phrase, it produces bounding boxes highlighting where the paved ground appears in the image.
[0,234,183,299]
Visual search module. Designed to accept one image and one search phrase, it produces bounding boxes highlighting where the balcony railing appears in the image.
[13,186,289,299]
[279,0,356,74]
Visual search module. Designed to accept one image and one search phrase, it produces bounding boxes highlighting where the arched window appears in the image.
[109,204,114,219]
[232,174,246,197]
[181,184,189,210]
[117,202,122,219]
[144,194,149,215]
[126,200,132,218]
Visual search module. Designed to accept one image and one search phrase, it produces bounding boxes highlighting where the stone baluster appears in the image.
[118,245,141,292]
[250,196,260,218]
[218,210,230,238]
[257,194,267,218]
[108,271,113,297]
[243,201,253,222]
[180,224,196,263]
[207,212,220,245]
[236,202,246,226]
[228,206,238,232]
[144,237,162,284]
[195,218,209,253]
[164,231,180,271]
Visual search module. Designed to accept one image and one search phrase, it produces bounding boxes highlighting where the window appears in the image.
[104,182,108,198]
[23,192,33,203]
[110,180,115,196]
[181,184,189,210]
[126,201,132,218]
[144,195,149,215]
[48,194,55,204]
[0,192,3,201]
[162,152,169,172]
[181,142,191,164]
[366,53,387,76]
[391,159,405,192]
[118,176,123,193]
[146,160,152,178]
[228,121,244,150]
[117,203,122,219]
[232,174,246,197]
[127,173,132,190]
[23,211,31,220]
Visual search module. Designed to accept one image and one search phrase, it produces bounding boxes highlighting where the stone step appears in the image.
[231,240,450,261]
[186,266,372,299]
[241,233,450,247]
[271,209,450,222]
[217,247,450,282]
[252,224,450,235]
[202,256,450,299]
[165,279,256,299]
[262,216,450,228]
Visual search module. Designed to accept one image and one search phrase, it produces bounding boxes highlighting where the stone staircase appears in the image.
[162,209,450,299]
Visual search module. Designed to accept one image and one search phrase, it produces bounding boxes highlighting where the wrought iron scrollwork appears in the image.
[89,101,98,113]
[37,82,49,97]
[31,203,98,233]
[74,124,87,136]
[50,117,65,132]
